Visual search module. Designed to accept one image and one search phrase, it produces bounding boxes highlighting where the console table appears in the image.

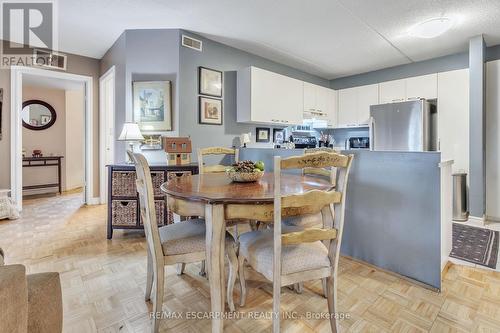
[106,163,199,239]
[22,156,64,194]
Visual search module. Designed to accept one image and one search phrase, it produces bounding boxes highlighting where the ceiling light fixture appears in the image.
[409,17,454,39]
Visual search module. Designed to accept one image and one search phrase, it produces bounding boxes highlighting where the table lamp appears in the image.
[118,122,144,163]
[240,133,251,148]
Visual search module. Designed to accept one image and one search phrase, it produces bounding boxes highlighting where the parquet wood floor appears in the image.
[1,193,500,332]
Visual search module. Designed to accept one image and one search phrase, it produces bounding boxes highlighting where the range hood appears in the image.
[303,117,328,129]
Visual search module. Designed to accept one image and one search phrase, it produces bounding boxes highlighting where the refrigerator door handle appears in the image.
[369,116,375,151]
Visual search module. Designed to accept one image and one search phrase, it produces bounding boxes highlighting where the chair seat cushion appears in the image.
[159,219,234,256]
[283,212,323,229]
[239,229,331,281]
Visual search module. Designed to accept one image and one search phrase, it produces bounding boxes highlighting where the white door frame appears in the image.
[99,66,115,204]
[10,66,95,210]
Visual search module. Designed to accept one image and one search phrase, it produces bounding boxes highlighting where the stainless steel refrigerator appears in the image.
[369,99,436,151]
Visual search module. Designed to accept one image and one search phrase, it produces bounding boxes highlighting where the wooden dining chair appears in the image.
[197,147,241,276]
[287,147,338,294]
[303,147,338,185]
[236,152,353,332]
[128,152,239,333]
[197,147,239,174]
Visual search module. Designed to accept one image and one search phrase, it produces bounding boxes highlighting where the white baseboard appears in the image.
[467,215,485,226]
[486,215,500,223]
[87,197,101,205]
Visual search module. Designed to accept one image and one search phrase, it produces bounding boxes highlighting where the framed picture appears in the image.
[40,115,51,125]
[140,134,163,150]
[273,128,285,143]
[256,127,270,143]
[133,81,172,132]
[199,66,223,97]
[199,96,223,125]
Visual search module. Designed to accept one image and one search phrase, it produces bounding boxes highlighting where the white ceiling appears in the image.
[23,74,84,91]
[49,0,500,79]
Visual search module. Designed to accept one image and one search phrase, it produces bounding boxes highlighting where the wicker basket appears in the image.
[111,172,137,197]
[111,200,137,226]
[140,200,165,225]
[151,172,165,196]
[226,170,264,182]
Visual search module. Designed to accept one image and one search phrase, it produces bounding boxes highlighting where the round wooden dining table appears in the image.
[160,172,333,333]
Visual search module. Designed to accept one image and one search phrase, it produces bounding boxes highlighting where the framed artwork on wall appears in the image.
[199,66,223,97]
[133,81,172,132]
[199,96,223,125]
[256,127,270,143]
[273,128,285,143]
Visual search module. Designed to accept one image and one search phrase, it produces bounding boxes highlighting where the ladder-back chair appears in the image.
[197,147,239,174]
[237,152,353,332]
[128,152,239,332]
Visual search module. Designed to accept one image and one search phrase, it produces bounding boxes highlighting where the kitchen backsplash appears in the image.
[320,127,369,149]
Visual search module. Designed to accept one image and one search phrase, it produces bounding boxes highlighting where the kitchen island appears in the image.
[239,148,452,290]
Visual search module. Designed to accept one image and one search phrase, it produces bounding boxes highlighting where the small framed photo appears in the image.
[141,134,163,150]
[199,96,223,125]
[40,115,51,125]
[256,127,270,143]
[273,128,285,143]
[199,67,223,97]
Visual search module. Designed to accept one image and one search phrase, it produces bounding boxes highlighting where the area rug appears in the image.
[450,223,499,268]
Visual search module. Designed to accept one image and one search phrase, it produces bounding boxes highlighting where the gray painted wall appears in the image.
[178,30,330,161]
[330,52,469,90]
[100,32,127,162]
[469,36,486,218]
[100,29,181,163]
[340,150,442,289]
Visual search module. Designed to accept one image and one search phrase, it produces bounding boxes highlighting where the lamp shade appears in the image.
[240,133,251,146]
[118,122,144,141]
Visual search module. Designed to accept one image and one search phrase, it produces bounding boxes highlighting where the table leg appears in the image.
[205,203,225,333]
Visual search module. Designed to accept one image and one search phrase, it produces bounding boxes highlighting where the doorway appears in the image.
[99,66,115,204]
[21,77,85,202]
[10,66,94,211]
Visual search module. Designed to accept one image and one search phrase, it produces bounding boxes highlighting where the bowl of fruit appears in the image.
[226,160,265,182]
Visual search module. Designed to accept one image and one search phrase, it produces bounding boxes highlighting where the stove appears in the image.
[293,136,317,149]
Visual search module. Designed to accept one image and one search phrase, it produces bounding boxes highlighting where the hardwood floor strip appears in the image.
[1,193,500,332]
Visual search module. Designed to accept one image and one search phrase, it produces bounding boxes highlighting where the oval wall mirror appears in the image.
[22,100,57,130]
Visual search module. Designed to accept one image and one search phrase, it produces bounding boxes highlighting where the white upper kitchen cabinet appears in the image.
[338,87,358,127]
[237,66,303,125]
[406,74,438,100]
[379,79,406,103]
[303,82,316,114]
[337,84,378,127]
[315,86,330,116]
[327,89,338,128]
[437,69,469,174]
[303,82,330,118]
[356,84,379,126]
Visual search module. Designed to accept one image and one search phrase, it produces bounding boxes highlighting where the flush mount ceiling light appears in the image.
[409,17,454,38]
